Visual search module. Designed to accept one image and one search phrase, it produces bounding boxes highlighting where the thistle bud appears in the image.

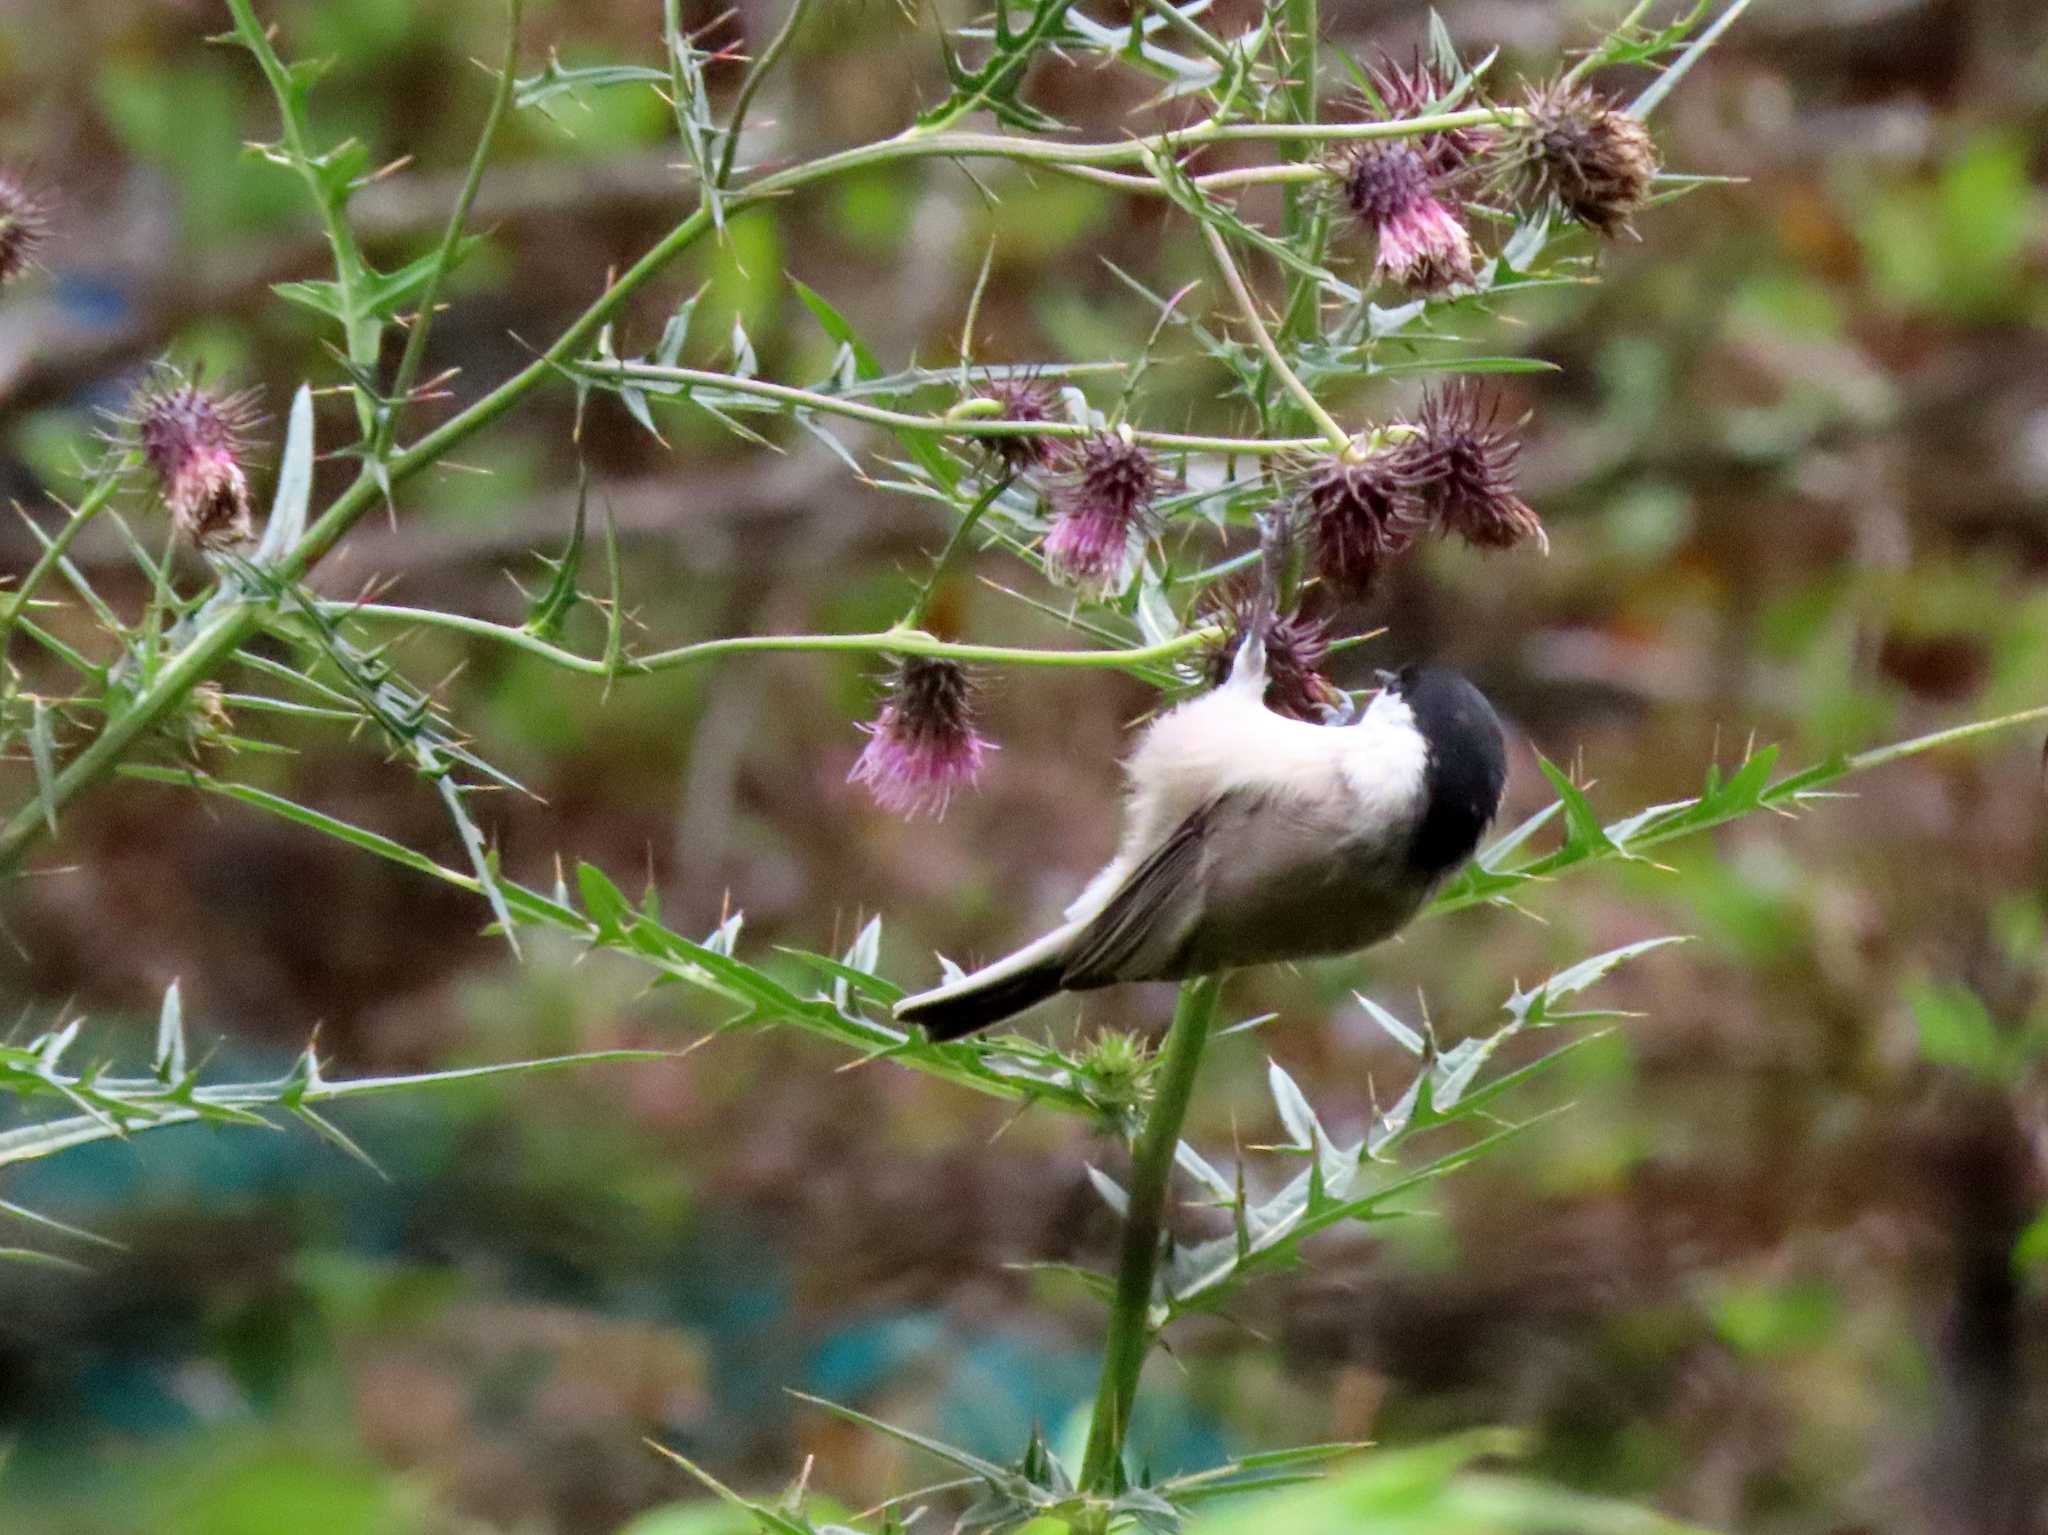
[975,377,1062,473]
[1505,80,1659,238]
[1341,143,1477,294]
[0,170,48,287]
[1366,53,1493,178]
[1044,433,1161,596]
[131,370,262,549]
[1202,588,1344,724]
[848,655,995,818]
[1078,1028,1154,1118]
[1401,381,1545,552]
[1303,453,1424,597]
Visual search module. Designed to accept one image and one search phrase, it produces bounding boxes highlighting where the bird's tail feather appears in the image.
[895,925,1077,1041]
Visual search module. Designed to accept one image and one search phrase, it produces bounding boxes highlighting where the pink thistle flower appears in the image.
[1044,433,1161,596]
[131,370,262,549]
[848,655,995,818]
[1341,143,1477,295]
[975,377,1063,474]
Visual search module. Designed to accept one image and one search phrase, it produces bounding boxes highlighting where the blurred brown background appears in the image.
[1,0,2047,1530]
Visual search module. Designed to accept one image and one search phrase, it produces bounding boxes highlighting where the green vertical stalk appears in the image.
[1277,0,1319,238]
[1078,974,1223,1493]
[1274,0,1327,386]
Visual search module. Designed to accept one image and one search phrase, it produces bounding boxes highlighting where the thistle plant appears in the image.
[3,0,2047,1528]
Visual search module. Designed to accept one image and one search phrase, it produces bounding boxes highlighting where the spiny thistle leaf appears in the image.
[252,384,314,568]
[1160,939,1677,1317]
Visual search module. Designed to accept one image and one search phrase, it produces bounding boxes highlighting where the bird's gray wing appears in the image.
[1060,795,1236,987]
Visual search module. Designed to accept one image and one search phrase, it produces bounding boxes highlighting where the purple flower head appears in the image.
[1400,380,1545,552]
[1505,79,1659,238]
[0,170,47,287]
[1341,143,1476,295]
[848,654,995,818]
[130,369,262,549]
[975,377,1062,473]
[1044,433,1161,596]
[1202,587,1344,724]
[1366,52,1494,178]
[1303,451,1424,597]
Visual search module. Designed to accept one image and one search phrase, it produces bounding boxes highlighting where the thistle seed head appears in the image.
[1400,381,1545,552]
[1506,79,1660,237]
[1202,585,1345,723]
[1303,452,1424,597]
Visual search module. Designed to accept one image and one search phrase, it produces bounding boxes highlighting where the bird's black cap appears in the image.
[1392,665,1508,875]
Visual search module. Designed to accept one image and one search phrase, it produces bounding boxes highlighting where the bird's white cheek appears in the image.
[1339,727,1431,835]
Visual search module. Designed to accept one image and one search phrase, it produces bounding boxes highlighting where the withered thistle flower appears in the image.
[1366,52,1493,178]
[0,170,48,287]
[848,654,995,818]
[1202,587,1344,724]
[1401,381,1545,552]
[1341,143,1477,295]
[1504,79,1659,238]
[975,377,1062,474]
[1303,452,1424,597]
[131,370,262,549]
[1044,433,1161,596]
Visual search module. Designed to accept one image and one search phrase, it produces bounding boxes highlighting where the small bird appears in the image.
[895,637,1508,1040]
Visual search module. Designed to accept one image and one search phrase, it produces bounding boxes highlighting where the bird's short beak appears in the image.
[1373,668,1399,691]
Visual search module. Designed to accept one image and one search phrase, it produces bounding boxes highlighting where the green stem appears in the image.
[1079,975,1223,1492]
[796,108,1511,184]
[907,475,1010,628]
[1198,222,1350,454]
[979,160,1325,197]
[581,361,1332,454]
[224,0,378,436]
[307,604,1221,675]
[379,0,522,456]
[716,0,818,184]
[1274,0,1324,349]
[1277,0,1319,205]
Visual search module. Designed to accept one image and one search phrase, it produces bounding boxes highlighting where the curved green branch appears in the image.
[307,603,1222,676]
[579,361,1336,454]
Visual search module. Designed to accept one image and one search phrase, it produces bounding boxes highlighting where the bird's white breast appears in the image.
[1064,684,1431,922]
